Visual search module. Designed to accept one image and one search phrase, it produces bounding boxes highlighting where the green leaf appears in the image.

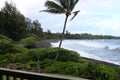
[70,10,80,21]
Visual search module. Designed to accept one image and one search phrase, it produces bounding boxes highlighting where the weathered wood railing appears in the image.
[0,68,88,80]
[0,68,72,80]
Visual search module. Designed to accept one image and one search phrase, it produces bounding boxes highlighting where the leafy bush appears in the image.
[28,48,80,62]
[0,35,28,54]
[13,46,29,53]
[45,62,117,80]
[26,60,36,70]
[82,63,118,80]
[0,39,15,53]
[10,53,30,63]
[0,34,13,42]
[112,66,120,74]
[45,62,88,76]
[40,59,54,68]
[20,36,37,48]
[0,59,8,67]
[0,54,10,61]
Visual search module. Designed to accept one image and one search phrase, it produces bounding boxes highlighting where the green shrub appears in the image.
[45,62,117,80]
[112,66,120,74]
[28,48,80,62]
[0,39,15,53]
[10,53,30,63]
[0,54,10,61]
[28,48,52,61]
[54,48,80,62]
[13,46,29,53]
[40,59,54,68]
[0,34,13,42]
[0,59,8,67]
[78,58,88,64]
[20,37,37,48]
[82,63,118,80]
[26,61,36,70]
[0,35,28,54]
[45,62,88,76]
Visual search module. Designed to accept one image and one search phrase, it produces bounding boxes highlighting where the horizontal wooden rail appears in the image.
[0,68,87,80]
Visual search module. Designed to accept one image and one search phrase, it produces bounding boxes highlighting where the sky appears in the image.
[0,0,120,36]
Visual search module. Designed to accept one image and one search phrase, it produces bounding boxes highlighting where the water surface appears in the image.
[51,39,120,65]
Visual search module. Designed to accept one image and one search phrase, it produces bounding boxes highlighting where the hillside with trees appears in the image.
[0,2,44,41]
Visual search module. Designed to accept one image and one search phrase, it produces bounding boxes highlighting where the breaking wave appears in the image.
[51,39,120,65]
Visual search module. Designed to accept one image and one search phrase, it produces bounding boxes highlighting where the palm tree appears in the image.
[41,0,80,61]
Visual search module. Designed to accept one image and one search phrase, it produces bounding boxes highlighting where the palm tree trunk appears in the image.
[54,15,68,61]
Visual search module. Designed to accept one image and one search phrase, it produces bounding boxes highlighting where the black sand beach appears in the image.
[81,57,119,67]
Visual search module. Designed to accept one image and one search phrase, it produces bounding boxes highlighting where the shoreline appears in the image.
[36,40,120,67]
[81,57,120,67]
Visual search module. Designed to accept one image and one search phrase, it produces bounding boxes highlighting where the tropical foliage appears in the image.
[28,48,80,62]
[82,63,118,80]
[20,37,37,48]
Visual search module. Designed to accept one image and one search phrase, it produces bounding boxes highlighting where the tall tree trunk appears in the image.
[54,15,68,61]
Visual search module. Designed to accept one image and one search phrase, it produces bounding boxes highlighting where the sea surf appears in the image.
[51,39,120,65]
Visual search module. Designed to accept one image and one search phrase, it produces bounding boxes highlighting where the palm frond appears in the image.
[70,0,79,11]
[45,1,65,13]
[40,9,64,14]
[55,0,71,11]
[40,0,79,16]
[70,10,80,21]
[55,0,67,10]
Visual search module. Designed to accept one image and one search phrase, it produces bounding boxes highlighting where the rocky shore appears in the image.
[36,39,59,48]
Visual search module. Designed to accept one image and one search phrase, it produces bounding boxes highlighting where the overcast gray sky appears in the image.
[0,0,120,36]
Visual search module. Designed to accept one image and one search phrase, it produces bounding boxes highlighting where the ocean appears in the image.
[51,39,120,65]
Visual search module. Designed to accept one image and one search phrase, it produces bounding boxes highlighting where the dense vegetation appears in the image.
[0,34,120,80]
[0,1,120,80]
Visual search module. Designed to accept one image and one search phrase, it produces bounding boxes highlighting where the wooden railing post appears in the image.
[0,72,2,80]
[6,75,9,80]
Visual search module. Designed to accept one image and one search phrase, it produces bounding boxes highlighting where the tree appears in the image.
[41,0,80,61]
[25,18,44,40]
[0,1,27,41]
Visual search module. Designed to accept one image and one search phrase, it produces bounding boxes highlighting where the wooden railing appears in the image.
[0,68,87,80]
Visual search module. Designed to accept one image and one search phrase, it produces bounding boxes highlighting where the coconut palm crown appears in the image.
[42,0,80,19]
[41,0,80,61]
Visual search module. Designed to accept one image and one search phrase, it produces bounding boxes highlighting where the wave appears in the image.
[51,40,120,65]
[78,40,120,52]
[78,40,105,48]
[51,41,103,61]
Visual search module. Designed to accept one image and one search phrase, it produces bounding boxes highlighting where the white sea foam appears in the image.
[78,40,120,51]
[78,40,105,48]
